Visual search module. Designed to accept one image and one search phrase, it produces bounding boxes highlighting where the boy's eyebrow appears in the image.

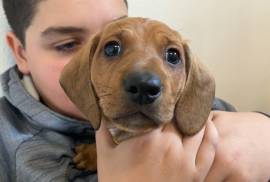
[41,26,88,37]
[41,15,128,38]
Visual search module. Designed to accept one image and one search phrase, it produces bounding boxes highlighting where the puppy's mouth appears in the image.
[111,112,160,133]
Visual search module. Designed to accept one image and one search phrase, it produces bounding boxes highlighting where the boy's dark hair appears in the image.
[2,0,128,46]
[2,0,42,46]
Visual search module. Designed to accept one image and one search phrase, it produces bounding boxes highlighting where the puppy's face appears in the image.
[91,18,186,132]
[60,17,215,136]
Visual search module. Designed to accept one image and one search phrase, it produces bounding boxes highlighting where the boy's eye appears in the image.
[54,41,81,53]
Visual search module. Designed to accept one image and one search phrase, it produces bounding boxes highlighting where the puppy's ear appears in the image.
[175,43,215,135]
[59,33,101,129]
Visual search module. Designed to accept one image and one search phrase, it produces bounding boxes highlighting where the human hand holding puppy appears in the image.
[97,115,218,182]
[98,111,270,182]
[205,111,270,182]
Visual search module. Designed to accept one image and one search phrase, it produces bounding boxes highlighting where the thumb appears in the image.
[96,117,116,152]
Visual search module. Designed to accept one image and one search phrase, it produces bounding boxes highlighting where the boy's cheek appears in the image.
[24,37,86,99]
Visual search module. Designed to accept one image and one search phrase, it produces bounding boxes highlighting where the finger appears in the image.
[122,125,163,147]
[204,162,228,182]
[182,124,206,161]
[95,117,116,151]
[195,120,219,179]
[182,112,215,160]
[162,122,183,146]
[203,113,229,181]
[162,122,182,136]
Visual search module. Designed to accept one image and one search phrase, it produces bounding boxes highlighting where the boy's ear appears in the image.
[174,43,215,135]
[6,32,30,74]
[59,33,102,130]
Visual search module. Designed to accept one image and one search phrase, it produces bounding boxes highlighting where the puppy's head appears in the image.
[60,17,215,136]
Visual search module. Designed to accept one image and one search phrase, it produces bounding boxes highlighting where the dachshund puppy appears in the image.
[60,17,215,171]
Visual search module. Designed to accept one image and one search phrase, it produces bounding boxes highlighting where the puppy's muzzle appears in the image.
[123,72,162,105]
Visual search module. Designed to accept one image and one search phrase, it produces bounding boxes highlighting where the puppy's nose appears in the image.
[123,72,162,105]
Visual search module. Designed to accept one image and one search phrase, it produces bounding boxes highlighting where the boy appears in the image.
[1,0,269,181]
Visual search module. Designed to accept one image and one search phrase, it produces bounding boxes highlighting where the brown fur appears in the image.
[60,17,215,171]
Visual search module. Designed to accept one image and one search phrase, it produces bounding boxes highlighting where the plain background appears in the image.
[0,0,270,112]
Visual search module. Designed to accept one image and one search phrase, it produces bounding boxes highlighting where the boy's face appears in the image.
[10,0,127,120]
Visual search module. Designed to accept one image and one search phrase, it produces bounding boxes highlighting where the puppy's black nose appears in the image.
[123,72,162,105]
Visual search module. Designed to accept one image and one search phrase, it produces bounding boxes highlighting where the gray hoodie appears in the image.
[0,66,236,182]
[0,66,97,181]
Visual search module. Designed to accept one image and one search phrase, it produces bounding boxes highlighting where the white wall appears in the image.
[0,1,14,73]
[0,1,15,96]
[0,1,269,112]
[128,0,270,112]
[0,1,15,78]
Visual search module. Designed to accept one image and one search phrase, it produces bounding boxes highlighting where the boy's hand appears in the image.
[96,115,218,182]
[205,111,270,181]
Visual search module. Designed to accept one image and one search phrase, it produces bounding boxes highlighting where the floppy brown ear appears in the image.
[59,33,101,129]
[175,43,215,135]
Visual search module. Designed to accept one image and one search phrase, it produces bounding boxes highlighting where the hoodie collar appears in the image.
[1,66,94,136]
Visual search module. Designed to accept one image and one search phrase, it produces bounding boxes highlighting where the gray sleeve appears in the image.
[68,168,98,182]
[213,98,270,118]
[254,111,270,118]
[0,155,8,182]
[212,97,237,112]
[15,130,98,182]
[0,139,12,182]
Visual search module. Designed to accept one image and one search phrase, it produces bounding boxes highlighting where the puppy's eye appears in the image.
[104,41,121,57]
[166,48,181,65]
